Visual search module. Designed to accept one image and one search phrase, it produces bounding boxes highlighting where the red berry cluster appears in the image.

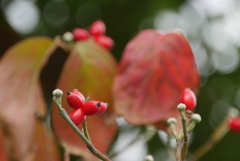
[72,20,114,50]
[180,88,197,110]
[67,89,108,125]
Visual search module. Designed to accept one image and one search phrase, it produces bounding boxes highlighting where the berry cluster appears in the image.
[180,88,197,110]
[62,20,114,50]
[67,89,108,125]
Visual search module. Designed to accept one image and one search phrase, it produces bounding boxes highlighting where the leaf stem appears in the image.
[53,97,111,161]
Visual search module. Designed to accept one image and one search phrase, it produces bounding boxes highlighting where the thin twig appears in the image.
[83,119,92,143]
[175,140,182,161]
[189,120,229,161]
[180,111,189,161]
[53,97,111,161]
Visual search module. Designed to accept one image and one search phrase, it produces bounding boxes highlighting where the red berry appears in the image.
[94,35,114,50]
[66,91,84,109]
[71,89,85,102]
[228,117,240,132]
[89,20,106,36]
[82,101,101,116]
[73,28,89,41]
[96,102,108,115]
[69,108,86,125]
[180,88,196,110]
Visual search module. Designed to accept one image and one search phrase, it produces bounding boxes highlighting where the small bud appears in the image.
[167,117,177,124]
[145,155,154,161]
[62,32,74,42]
[53,89,63,98]
[177,103,186,111]
[228,107,239,117]
[191,114,201,123]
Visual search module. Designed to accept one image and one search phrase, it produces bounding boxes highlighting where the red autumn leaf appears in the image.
[0,37,60,160]
[113,29,200,129]
[51,38,117,160]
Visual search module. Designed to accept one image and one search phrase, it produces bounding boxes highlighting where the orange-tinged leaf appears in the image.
[51,39,117,160]
[32,121,60,161]
[12,121,60,161]
[113,30,200,129]
[0,37,60,160]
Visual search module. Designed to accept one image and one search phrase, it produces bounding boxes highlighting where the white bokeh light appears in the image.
[154,0,240,77]
[111,128,147,161]
[211,50,239,74]
[4,0,40,34]
[191,0,235,17]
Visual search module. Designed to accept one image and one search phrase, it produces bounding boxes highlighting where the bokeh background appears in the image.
[1,0,240,160]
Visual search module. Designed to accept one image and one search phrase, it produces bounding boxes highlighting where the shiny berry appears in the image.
[73,28,89,41]
[69,108,86,125]
[94,35,114,50]
[66,91,84,109]
[82,101,101,116]
[228,117,240,132]
[89,20,106,36]
[180,88,196,110]
[71,89,85,102]
[96,102,108,115]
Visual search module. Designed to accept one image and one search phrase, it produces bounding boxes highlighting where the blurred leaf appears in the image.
[51,39,117,160]
[32,121,60,161]
[113,29,200,130]
[0,37,60,160]
[0,124,8,161]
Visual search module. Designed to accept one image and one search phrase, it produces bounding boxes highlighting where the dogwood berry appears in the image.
[82,101,101,116]
[94,35,114,50]
[228,117,240,132]
[69,108,86,125]
[71,89,85,102]
[180,88,197,110]
[73,28,89,41]
[66,91,84,109]
[89,20,106,36]
[96,102,108,115]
